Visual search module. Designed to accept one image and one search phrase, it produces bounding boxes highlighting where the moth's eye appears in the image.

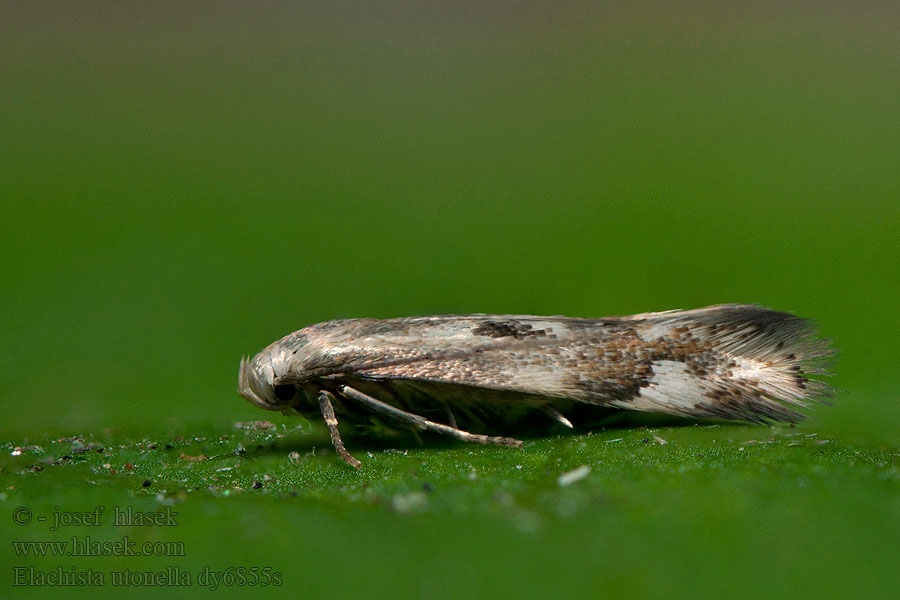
[273,385,296,402]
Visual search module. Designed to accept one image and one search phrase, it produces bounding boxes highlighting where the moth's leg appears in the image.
[317,390,362,469]
[392,379,459,429]
[542,405,574,429]
[339,385,524,449]
[440,399,459,429]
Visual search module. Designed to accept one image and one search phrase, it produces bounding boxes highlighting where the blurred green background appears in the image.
[2,2,898,599]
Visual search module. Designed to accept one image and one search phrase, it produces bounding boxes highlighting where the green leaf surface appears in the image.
[3,2,899,598]
[3,423,899,599]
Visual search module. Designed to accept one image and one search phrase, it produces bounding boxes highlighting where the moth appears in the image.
[238,304,834,468]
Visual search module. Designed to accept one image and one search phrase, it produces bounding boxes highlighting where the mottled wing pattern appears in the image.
[311,305,833,424]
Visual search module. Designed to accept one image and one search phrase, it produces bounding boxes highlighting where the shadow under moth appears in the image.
[238,304,834,468]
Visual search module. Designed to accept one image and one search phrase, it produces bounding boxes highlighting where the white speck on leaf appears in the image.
[391,492,429,513]
[557,465,592,487]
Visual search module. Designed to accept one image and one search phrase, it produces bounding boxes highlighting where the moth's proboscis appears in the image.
[238,304,834,467]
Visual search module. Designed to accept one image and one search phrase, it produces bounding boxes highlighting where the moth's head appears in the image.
[238,344,302,413]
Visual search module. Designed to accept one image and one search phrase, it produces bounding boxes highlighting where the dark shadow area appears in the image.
[249,409,749,458]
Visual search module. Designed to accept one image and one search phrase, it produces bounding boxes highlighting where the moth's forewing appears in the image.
[298,307,833,425]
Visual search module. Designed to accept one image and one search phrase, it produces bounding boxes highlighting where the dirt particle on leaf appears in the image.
[233,420,275,430]
[178,454,209,462]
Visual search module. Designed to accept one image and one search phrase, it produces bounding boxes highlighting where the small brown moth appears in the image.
[238,304,834,468]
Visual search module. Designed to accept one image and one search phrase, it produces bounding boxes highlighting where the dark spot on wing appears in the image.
[471,320,546,340]
[568,373,645,401]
